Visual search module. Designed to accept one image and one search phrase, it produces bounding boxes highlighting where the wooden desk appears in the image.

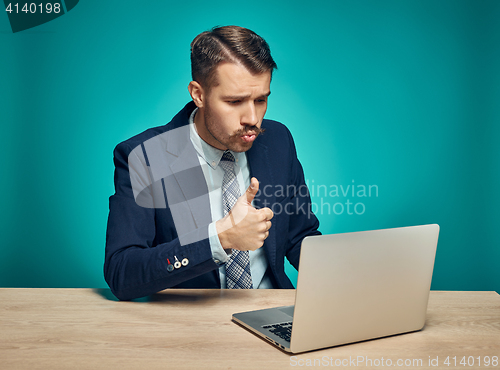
[0,289,499,369]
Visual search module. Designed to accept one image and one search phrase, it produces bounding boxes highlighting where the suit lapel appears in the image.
[164,110,211,232]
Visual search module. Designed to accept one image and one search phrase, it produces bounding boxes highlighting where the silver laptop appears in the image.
[232,224,440,353]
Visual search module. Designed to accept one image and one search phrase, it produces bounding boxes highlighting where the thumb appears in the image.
[244,177,259,204]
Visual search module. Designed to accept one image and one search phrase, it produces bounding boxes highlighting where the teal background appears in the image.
[0,1,498,292]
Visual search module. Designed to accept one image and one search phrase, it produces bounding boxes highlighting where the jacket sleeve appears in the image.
[104,141,218,300]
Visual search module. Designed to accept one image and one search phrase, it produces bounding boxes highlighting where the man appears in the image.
[104,26,320,300]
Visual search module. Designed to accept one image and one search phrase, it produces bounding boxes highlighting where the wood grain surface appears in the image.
[0,289,499,369]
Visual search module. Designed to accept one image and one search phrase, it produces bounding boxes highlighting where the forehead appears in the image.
[211,62,271,95]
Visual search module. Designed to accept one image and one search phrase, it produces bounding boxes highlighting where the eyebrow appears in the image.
[221,91,271,100]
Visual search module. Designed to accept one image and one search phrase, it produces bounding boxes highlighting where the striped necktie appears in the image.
[220,151,253,289]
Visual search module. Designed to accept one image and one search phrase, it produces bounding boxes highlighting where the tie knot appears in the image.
[220,151,236,173]
[221,151,235,162]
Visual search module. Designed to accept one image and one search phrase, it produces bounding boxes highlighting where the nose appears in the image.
[241,102,259,126]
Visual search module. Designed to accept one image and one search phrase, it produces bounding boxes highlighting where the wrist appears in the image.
[216,215,233,250]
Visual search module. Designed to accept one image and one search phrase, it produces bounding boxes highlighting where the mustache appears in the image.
[232,126,266,137]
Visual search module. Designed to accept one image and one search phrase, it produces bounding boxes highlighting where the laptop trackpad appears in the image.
[278,305,295,317]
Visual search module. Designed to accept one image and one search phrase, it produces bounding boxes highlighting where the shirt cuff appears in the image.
[209,221,229,265]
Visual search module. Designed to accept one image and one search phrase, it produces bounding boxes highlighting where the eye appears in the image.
[228,100,241,105]
[256,98,267,104]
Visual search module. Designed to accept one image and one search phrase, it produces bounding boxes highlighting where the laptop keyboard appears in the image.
[262,321,293,342]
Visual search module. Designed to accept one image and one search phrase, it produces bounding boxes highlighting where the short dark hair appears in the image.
[190,25,277,90]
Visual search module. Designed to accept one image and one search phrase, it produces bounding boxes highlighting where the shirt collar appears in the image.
[189,107,243,169]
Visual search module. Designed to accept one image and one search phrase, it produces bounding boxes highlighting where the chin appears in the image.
[228,142,253,153]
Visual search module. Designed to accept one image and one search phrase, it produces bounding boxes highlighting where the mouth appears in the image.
[241,132,257,143]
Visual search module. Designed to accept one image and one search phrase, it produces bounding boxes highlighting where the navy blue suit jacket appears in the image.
[104,102,320,300]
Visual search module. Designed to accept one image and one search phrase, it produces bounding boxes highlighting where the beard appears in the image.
[203,103,265,153]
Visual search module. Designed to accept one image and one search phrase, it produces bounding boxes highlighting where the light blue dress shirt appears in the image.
[188,108,272,288]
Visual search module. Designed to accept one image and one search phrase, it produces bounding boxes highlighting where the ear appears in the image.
[188,81,205,108]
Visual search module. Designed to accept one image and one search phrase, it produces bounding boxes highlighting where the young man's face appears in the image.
[192,62,271,152]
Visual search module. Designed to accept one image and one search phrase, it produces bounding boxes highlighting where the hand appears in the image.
[216,177,274,251]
